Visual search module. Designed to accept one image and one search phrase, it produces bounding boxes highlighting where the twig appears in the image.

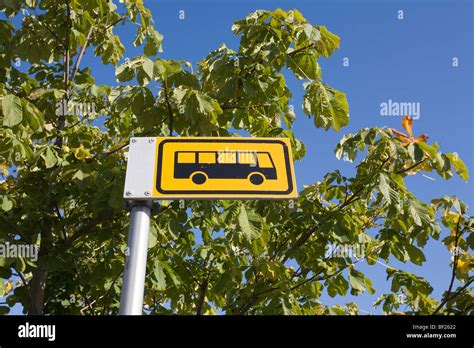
[220,103,271,110]
[105,142,129,156]
[288,43,316,56]
[101,270,124,315]
[432,217,465,314]
[70,19,97,82]
[104,15,127,31]
[432,279,473,315]
[0,213,32,243]
[163,79,174,136]
[55,0,72,146]
[395,160,426,174]
[195,259,215,315]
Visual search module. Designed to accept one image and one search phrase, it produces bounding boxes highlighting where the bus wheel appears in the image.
[191,172,207,185]
[249,173,264,185]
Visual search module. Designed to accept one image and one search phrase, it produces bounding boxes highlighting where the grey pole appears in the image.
[119,201,152,315]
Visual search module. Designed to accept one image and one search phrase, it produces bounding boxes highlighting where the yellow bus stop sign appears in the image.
[124,137,297,200]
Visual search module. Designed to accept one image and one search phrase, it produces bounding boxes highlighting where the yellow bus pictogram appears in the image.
[153,137,297,199]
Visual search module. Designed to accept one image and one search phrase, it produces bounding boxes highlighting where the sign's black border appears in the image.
[156,138,294,195]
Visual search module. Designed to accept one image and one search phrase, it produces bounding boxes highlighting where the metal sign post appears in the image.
[119,201,152,315]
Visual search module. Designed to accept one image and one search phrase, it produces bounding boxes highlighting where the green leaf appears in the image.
[446,153,469,181]
[378,173,391,204]
[153,260,166,290]
[116,56,147,82]
[116,65,135,82]
[72,169,85,181]
[195,91,222,115]
[405,244,426,265]
[161,261,181,287]
[131,91,145,115]
[409,204,422,227]
[1,196,13,211]
[316,26,340,57]
[303,81,349,131]
[142,58,154,80]
[327,274,349,297]
[348,269,366,295]
[287,53,320,80]
[364,276,375,295]
[144,33,157,56]
[2,94,23,127]
[22,99,44,131]
[145,29,163,55]
[44,147,57,168]
[172,87,222,133]
[237,205,262,241]
[72,145,92,161]
[250,222,270,256]
[408,143,424,162]
[153,59,182,81]
[25,0,37,8]
[148,222,158,249]
[466,232,474,250]
[213,270,233,294]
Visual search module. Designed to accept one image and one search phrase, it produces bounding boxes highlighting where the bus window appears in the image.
[217,151,236,164]
[238,152,256,165]
[177,152,195,163]
[199,152,216,164]
[257,153,273,168]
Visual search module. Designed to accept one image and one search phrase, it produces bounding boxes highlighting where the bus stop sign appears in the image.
[123,137,297,200]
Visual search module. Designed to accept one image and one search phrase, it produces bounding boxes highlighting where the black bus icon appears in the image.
[174,150,277,185]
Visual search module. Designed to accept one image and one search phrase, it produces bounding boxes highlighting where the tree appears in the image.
[0,2,472,315]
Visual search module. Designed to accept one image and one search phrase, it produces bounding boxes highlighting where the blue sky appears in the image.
[3,0,473,314]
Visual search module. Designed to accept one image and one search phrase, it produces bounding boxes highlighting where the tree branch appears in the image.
[55,0,72,146]
[0,212,32,243]
[432,216,465,315]
[105,141,129,156]
[163,79,174,136]
[102,130,154,157]
[288,43,316,56]
[63,211,114,248]
[104,14,127,31]
[432,278,474,315]
[234,286,279,315]
[395,159,426,174]
[70,19,97,83]
[446,217,462,296]
[220,102,271,110]
[102,270,124,315]
[196,258,215,315]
